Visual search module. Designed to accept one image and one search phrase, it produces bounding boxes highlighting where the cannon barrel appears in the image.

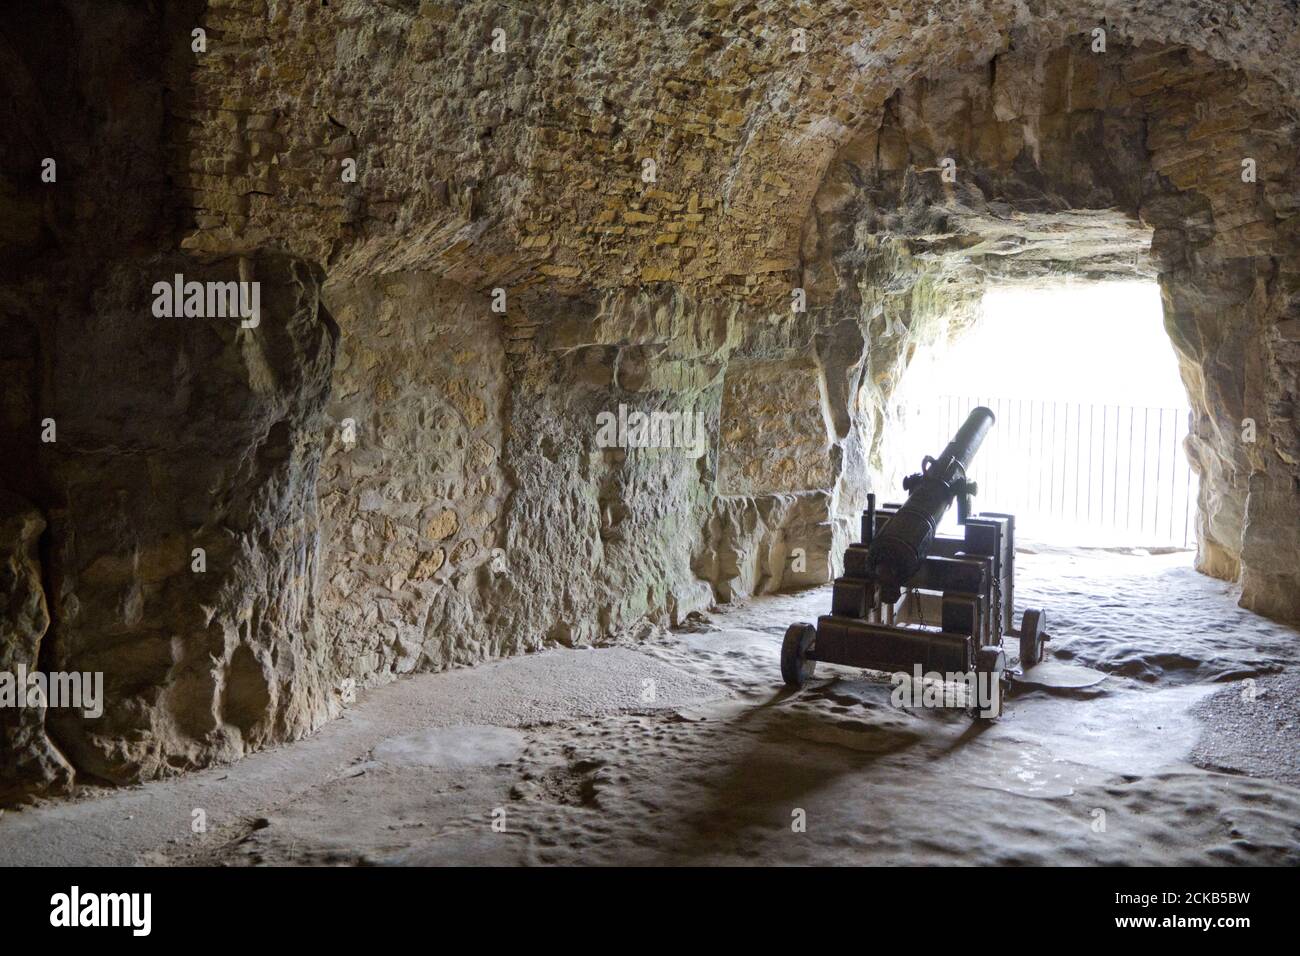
[865,406,995,587]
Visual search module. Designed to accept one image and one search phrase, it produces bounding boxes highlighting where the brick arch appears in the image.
[719,1,1300,263]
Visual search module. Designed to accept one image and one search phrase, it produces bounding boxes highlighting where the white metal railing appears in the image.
[898,396,1198,548]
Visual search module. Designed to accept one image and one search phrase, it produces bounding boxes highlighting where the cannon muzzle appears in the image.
[865,406,995,587]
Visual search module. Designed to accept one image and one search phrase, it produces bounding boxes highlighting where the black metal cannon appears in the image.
[781,406,1049,717]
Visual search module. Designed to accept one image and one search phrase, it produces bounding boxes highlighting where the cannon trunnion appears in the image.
[781,406,1049,718]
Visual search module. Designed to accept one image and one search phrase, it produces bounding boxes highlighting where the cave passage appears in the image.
[890,281,1199,548]
[2,1,1299,879]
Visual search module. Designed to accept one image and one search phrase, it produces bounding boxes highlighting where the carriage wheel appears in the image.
[1019,608,1046,668]
[781,622,818,688]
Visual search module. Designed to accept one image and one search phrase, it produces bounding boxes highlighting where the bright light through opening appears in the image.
[891,281,1198,548]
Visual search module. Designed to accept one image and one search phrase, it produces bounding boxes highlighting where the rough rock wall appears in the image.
[720,357,833,495]
[0,494,70,801]
[492,324,719,647]
[698,491,839,602]
[510,289,727,638]
[41,252,337,784]
[317,274,508,682]
[317,275,742,695]
[1,4,339,792]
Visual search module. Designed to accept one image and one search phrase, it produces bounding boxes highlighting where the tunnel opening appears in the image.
[887,279,1198,549]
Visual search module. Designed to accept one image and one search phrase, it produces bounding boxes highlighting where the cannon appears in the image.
[781,406,1049,717]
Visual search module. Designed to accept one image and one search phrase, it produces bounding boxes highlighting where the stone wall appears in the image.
[0,493,69,802]
[41,252,337,784]
[317,274,509,682]
[176,1,1300,297]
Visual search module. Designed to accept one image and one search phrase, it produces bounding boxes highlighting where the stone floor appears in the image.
[3,546,1298,866]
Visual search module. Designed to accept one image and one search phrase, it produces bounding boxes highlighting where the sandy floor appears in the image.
[3,547,1297,866]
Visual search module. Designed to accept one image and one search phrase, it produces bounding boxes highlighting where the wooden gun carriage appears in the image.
[781,407,1049,717]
